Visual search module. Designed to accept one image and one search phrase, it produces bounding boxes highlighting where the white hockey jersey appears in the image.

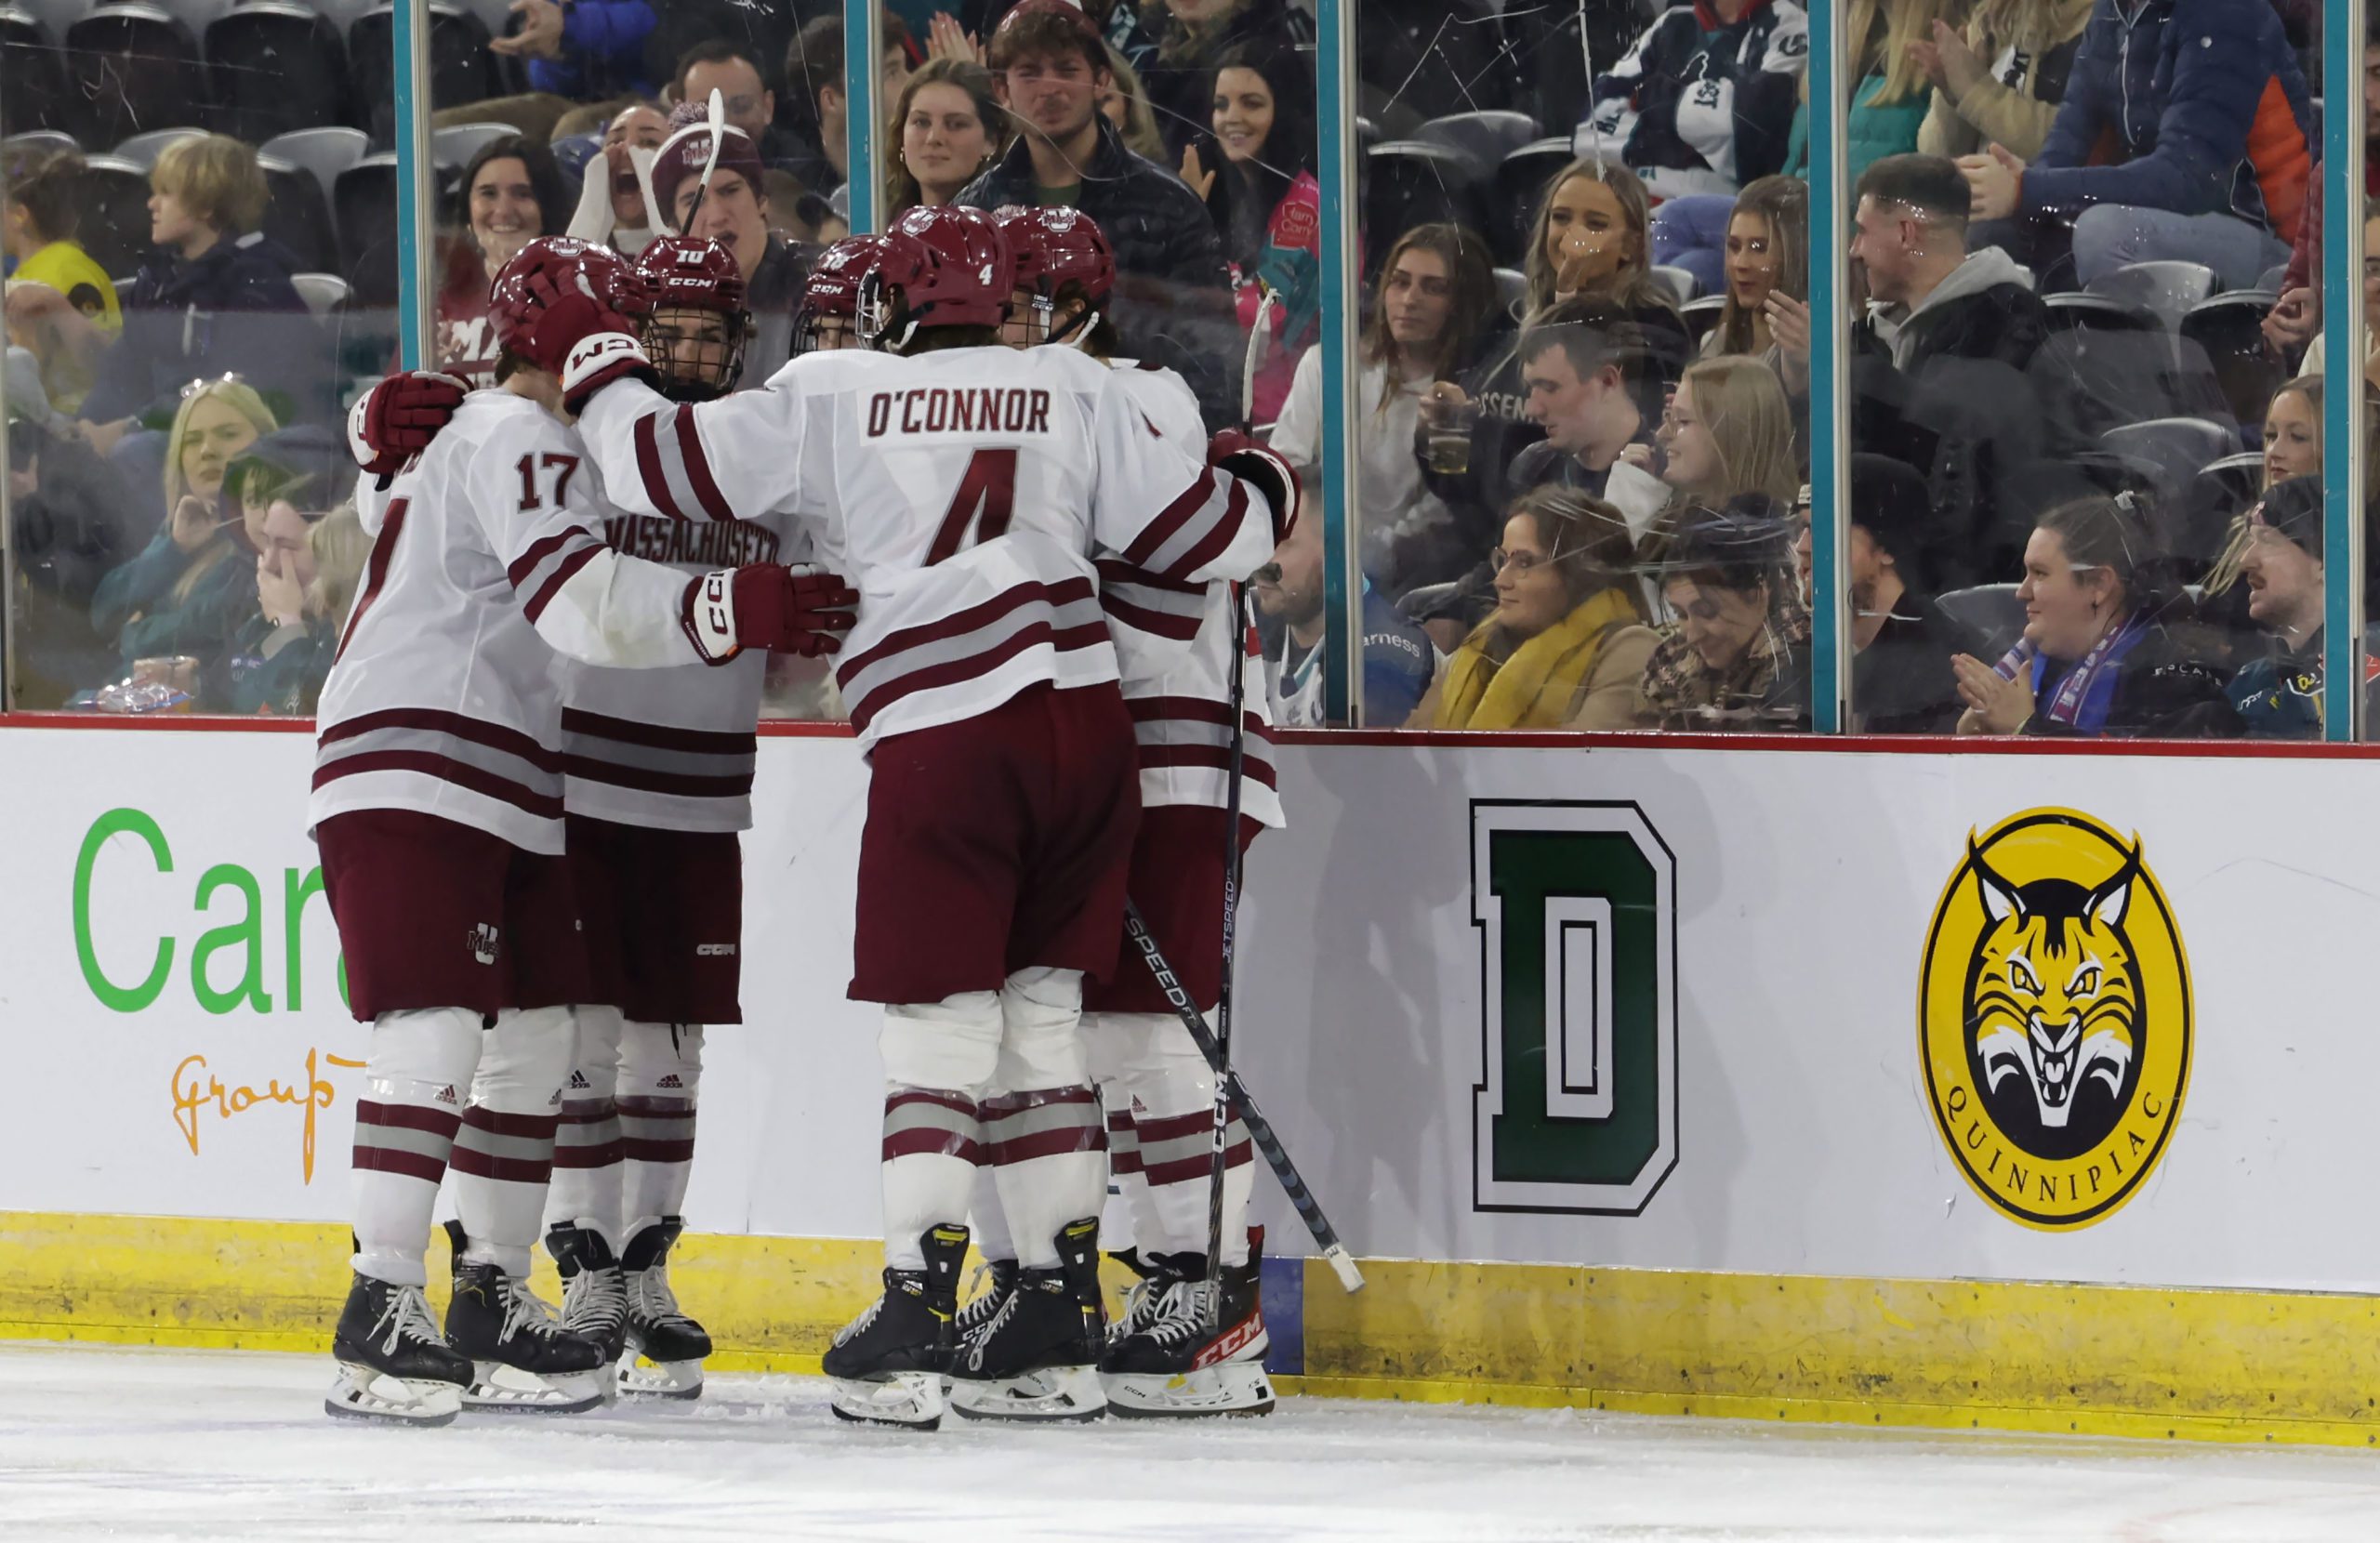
[560,509,804,834]
[311,389,718,855]
[575,342,1283,750]
[1098,359,1282,830]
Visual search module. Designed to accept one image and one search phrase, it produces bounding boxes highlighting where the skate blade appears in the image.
[324,1364,464,1427]
[463,1361,607,1414]
[1104,1361,1276,1418]
[616,1352,705,1400]
[828,1371,944,1431]
[948,1363,1107,1423]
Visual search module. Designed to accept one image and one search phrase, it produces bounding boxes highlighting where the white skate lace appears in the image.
[1138,1280,1219,1348]
[562,1262,627,1332]
[954,1261,1010,1338]
[961,1284,1025,1368]
[1111,1271,1169,1340]
[374,1285,445,1355]
[497,1276,570,1345]
[634,1264,694,1328]
[833,1292,883,1348]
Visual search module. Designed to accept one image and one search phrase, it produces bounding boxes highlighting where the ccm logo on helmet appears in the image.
[866,387,1051,438]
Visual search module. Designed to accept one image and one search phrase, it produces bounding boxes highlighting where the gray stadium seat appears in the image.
[2043,292,2161,336]
[1363,142,1488,276]
[1937,584,2026,663]
[1411,112,1541,178]
[111,125,203,168]
[291,270,350,317]
[207,1,350,141]
[2100,417,2241,511]
[1491,138,1572,270]
[1649,264,1697,304]
[151,0,227,33]
[65,4,210,146]
[76,151,152,277]
[432,121,514,168]
[2,128,80,159]
[2086,260,2218,333]
[1491,266,1527,321]
[262,125,368,202]
[11,0,86,35]
[1681,294,1727,348]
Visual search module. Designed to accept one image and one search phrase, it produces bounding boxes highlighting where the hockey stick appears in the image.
[1200,579,1248,1326]
[1125,897,1366,1295]
[673,88,729,235]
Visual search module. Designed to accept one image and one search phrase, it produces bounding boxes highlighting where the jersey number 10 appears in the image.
[926,448,1018,565]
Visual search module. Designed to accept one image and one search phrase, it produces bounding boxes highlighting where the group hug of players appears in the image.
[313,172,1298,1431]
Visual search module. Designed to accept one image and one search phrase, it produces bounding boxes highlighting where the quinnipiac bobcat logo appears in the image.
[1918,810,2190,1230]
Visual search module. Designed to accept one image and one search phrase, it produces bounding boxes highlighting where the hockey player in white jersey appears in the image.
[315,236,856,1427]
[978,205,1280,1417]
[540,203,1299,1427]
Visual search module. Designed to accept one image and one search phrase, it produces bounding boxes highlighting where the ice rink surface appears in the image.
[5,1345,2379,1542]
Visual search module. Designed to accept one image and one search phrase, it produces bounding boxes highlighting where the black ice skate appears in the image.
[618,1216,711,1399]
[442,1221,609,1413]
[947,1218,1107,1423]
[545,1222,628,1365]
[1104,1247,1187,1350]
[1104,1229,1275,1418]
[324,1270,471,1427]
[824,1223,970,1430]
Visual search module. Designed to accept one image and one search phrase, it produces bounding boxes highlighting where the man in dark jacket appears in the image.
[959,0,1239,429]
[1849,154,2054,595]
[1958,0,2312,289]
[1580,0,1807,203]
[1847,453,1982,733]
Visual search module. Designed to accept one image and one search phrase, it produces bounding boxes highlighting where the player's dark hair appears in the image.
[679,36,775,96]
[1857,153,1971,232]
[1518,296,1646,386]
[1053,279,1119,357]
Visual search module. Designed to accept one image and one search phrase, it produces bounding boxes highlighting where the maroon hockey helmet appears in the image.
[799,233,891,354]
[488,237,655,373]
[995,204,1115,347]
[635,234,749,402]
[855,204,1014,348]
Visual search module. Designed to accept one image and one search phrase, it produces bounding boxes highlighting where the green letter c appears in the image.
[73,808,175,1012]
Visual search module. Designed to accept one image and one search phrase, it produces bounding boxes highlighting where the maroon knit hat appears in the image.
[651,99,768,228]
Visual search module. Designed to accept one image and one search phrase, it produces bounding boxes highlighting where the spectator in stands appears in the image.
[1951,495,2228,735]
[1701,176,1808,383]
[1514,301,1669,515]
[1186,42,1317,426]
[1914,0,2093,163]
[1956,0,2311,290]
[1100,43,1170,164]
[1411,486,1658,731]
[777,16,917,199]
[224,499,367,716]
[1782,0,1948,181]
[72,138,306,451]
[2207,474,2380,739]
[5,370,142,706]
[1138,0,1309,159]
[1581,0,1807,204]
[2265,24,2380,364]
[1637,498,1810,729]
[1258,474,1436,727]
[2294,202,2380,389]
[492,0,657,100]
[1273,224,1491,595]
[654,108,813,382]
[884,59,1005,218]
[213,427,355,714]
[438,137,571,386]
[961,0,1237,429]
[1849,153,2052,592]
[4,152,122,416]
[1846,453,1981,732]
[578,101,672,256]
[2264,375,2321,490]
[1649,355,1802,516]
[89,377,279,673]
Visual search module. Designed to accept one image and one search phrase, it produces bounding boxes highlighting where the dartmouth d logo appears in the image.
[1919,809,2191,1230]
[1470,801,1678,1214]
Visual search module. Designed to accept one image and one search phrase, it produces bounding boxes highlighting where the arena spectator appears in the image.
[2265,19,2380,363]
[1100,43,1170,164]
[1637,498,1810,729]
[777,16,917,197]
[566,101,672,255]
[1513,301,1668,515]
[3,152,122,415]
[884,59,1005,218]
[653,109,813,383]
[5,376,141,706]
[491,0,658,100]
[223,499,368,716]
[1914,0,2094,163]
[1580,0,1807,204]
[1411,486,1658,731]
[1846,453,1982,732]
[1188,42,1317,426]
[647,0,803,104]
[961,0,1238,429]
[72,137,307,447]
[438,137,572,385]
[1957,0,2312,290]
[2264,375,2321,489]
[1137,0,1308,159]
[1849,153,2053,593]
[88,377,278,673]
[213,427,358,714]
[1951,495,2228,735]
[1273,224,1491,593]
[2213,475,2374,739]
[1700,176,1808,382]
[1257,478,1436,728]
[1781,0,1949,181]
[1649,355,1801,516]
[2294,202,2380,389]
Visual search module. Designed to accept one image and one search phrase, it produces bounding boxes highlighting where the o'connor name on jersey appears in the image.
[866,388,1055,438]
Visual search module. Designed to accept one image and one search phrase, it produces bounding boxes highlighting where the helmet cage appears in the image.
[641,303,750,401]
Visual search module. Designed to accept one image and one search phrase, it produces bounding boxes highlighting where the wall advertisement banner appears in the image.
[4,726,2372,1298]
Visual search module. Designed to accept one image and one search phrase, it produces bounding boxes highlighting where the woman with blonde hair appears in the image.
[1649,355,1802,513]
[1916,0,2094,163]
[89,376,280,669]
[884,59,1007,218]
[1411,485,1659,730]
[1785,0,1963,182]
[1100,43,1169,164]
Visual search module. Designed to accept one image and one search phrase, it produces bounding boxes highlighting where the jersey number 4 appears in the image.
[925,448,1017,565]
[515,453,582,510]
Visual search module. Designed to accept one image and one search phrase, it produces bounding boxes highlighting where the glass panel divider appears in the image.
[1316,0,1355,724]
[392,0,435,371]
[1805,0,1846,734]
[846,0,881,235]
[2323,0,2366,741]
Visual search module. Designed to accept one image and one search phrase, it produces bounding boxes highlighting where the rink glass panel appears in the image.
[1,7,403,714]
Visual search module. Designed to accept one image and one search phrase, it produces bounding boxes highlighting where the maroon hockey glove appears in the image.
[513,264,646,376]
[1208,429,1300,543]
[561,328,659,415]
[347,370,467,478]
[681,563,862,664]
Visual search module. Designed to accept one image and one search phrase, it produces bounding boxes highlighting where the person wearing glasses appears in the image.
[1411,486,1658,732]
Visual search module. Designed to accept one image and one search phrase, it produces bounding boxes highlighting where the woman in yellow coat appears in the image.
[1411,486,1658,731]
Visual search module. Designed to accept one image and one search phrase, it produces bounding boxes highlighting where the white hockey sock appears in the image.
[619,1021,703,1240]
[350,1008,483,1288]
[985,1087,1108,1270]
[881,1084,984,1271]
[547,1005,624,1250]
[1100,1080,1161,1256]
[1134,1103,1253,1268]
[451,1005,575,1278]
[967,1154,1015,1263]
